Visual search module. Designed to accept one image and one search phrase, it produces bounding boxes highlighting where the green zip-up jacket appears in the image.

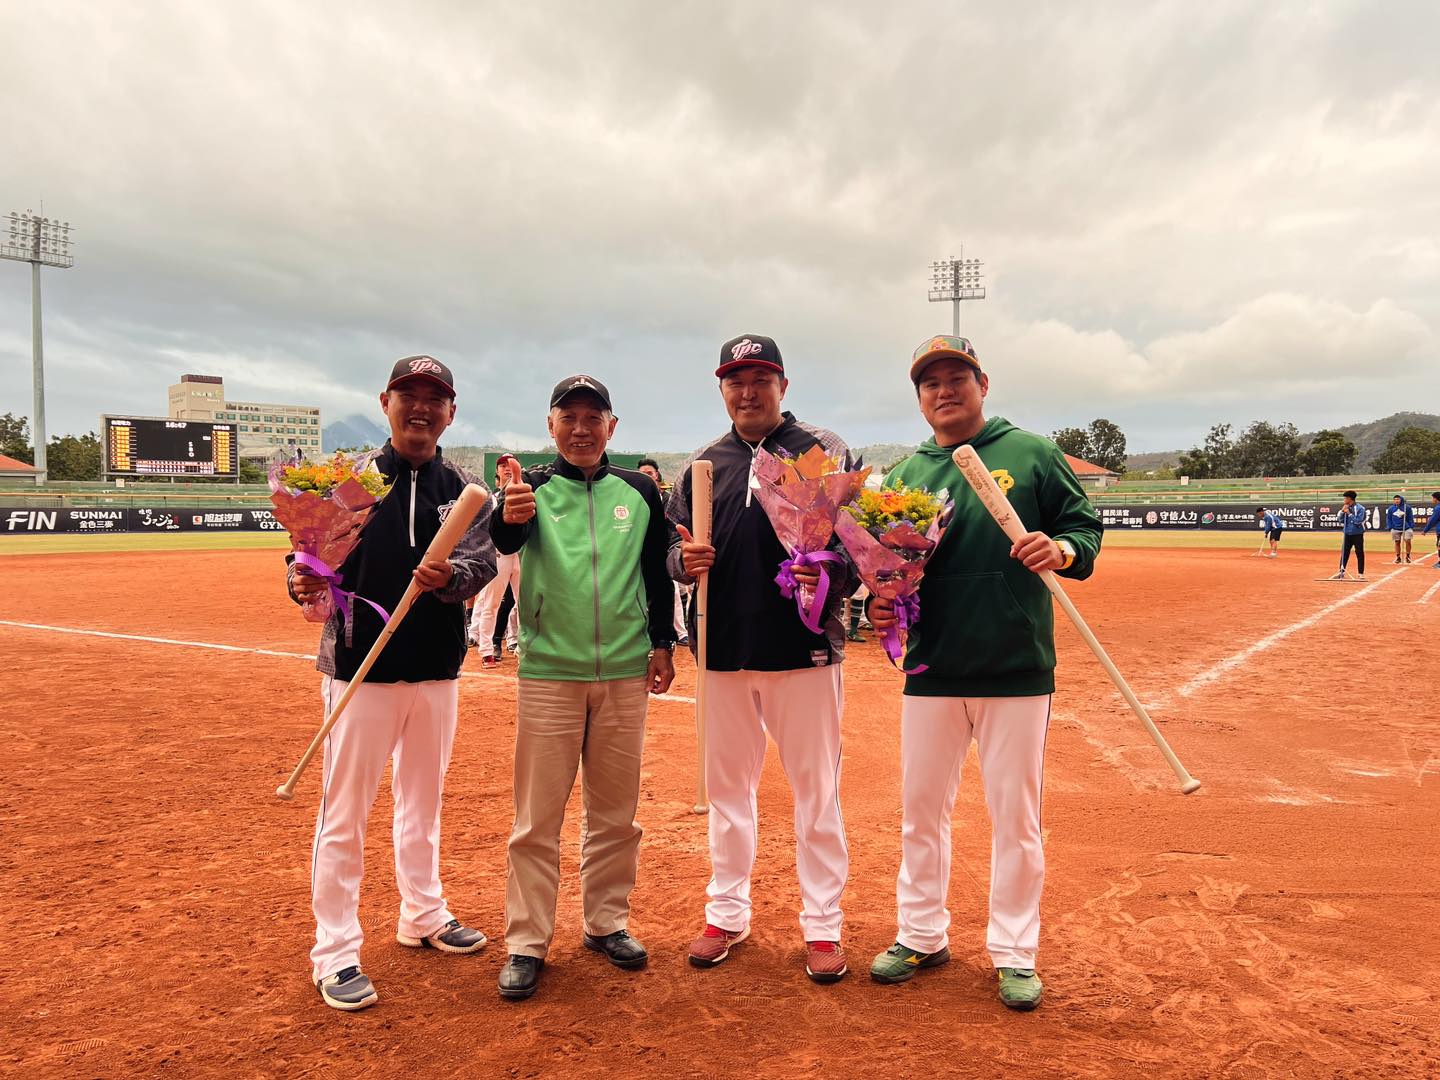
[885,417,1103,698]
[490,454,676,682]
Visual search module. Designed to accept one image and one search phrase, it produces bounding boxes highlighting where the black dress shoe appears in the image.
[583,929,649,970]
[498,955,543,1000]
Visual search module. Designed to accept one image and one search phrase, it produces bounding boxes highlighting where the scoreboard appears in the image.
[103,416,239,477]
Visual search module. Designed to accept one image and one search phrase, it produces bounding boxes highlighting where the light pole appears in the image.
[928,254,985,336]
[2,209,75,484]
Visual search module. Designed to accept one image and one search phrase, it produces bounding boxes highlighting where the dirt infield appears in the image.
[2,544,1437,1078]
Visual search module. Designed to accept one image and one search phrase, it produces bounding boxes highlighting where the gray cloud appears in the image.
[2,0,1436,455]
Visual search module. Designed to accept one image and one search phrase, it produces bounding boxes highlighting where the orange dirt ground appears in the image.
[1,545,1437,1078]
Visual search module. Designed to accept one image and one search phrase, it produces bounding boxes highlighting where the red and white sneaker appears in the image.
[805,940,848,984]
[481,655,499,669]
[687,923,750,968]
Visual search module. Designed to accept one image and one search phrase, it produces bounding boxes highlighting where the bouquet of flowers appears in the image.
[833,485,951,673]
[751,445,871,632]
[269,451,394,628]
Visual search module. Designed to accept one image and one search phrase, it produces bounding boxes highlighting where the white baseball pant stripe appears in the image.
[895,694,1050,968]
[310,676,459,984]
[470,551,521,657]
[703,665,848,941]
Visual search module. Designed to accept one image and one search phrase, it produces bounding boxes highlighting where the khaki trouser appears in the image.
[505,675,648,958]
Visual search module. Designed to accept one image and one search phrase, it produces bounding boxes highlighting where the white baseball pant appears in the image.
[470,551,521,657]
[895,694,1050,968]
[703,665,847,942]
[309,676,459,984]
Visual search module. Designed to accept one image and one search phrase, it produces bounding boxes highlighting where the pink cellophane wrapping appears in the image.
[268,456,386,623]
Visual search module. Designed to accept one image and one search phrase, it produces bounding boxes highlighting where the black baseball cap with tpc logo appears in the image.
[387,355,455,397]
[716,334,785,378]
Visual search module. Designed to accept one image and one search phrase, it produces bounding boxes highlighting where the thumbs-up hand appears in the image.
[676,523,716,578]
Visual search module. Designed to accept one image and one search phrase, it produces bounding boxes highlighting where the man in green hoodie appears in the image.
[866,335,1102,1011]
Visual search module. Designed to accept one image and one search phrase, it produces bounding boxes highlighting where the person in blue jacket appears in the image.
[1331,490,1368,580]
[1421,492,1440,568]
[1255,506,1284,558]
[1385,495,1415,564]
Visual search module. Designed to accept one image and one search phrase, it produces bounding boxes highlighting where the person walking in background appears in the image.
[471,459,523,668]
[637,457,691,646]
[1256,506,1284,558]
[1422,492,1440,567]
[1332,490,1368,581]
[1386,495,1415,564]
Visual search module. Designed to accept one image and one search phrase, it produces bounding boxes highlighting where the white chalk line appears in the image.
[0,619,697,704]
[1177,565,1417,698]
[1418,579,1440,605]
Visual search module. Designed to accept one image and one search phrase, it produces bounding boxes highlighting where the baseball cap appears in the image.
[910,335,981,383]
[549,374,613,411]
[387,355,455,397]
[716,334,785,378]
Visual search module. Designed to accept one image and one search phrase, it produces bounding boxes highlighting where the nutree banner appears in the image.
[1096,503,1433,531]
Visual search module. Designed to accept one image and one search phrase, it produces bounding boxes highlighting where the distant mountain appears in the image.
[1123,412,1440,474]
[1319,412,1440,470]
[323,414,388,451]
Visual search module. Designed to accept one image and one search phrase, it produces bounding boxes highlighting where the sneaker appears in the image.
[1329,571,1347,580]
[396,919,487,954]
[869,942,951,984]
[481,655,499,669]
[804,941,848,984]
[996,967,1043,1011]
[1357,574,1367,581]
[505,640,519,654]
[846,631,864,642]
[317,966,377,1011]
[1405,556,1412,563]
[676,636,690,647]
[1395,557,1402,564]
[687,924,750,968]
[465,632,477,649]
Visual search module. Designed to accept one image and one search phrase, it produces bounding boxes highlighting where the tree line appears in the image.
[1176,421,1440,478]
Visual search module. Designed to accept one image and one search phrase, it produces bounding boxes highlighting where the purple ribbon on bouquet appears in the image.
[881,591,928,675]
[775,549,842,634]
[293,552,391,635]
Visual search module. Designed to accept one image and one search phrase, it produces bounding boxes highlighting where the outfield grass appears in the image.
[0,533,292,556]
[1100,529,1438,552]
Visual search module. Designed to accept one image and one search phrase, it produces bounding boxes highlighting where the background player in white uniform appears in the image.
[288,356,496,1011]
[470,459,522,666]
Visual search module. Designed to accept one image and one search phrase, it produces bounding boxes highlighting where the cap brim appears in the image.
[551,388,612,410]
[715,359,785,378]
[387,373,455,397]
[910,350,981,382]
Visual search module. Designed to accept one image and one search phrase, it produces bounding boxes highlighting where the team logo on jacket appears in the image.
[613,505,629,520]
[437,499,456,523]
[990,469,1015,493]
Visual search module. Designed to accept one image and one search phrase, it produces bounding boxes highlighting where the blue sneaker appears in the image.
[317,966,377,1011]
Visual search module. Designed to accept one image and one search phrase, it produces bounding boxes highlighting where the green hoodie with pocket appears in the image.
[884,417,1103,697]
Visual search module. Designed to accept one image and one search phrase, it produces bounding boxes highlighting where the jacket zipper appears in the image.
[408,469,418,547]
[744,438,761,508]
[587,479,602,679]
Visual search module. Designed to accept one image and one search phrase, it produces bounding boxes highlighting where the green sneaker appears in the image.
[869,942,950,984]
[996,967,1043,1011]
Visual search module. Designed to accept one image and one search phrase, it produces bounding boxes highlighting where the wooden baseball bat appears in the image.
[691,459,713,814]
[951,446,1201,795]
[276,482,490,801]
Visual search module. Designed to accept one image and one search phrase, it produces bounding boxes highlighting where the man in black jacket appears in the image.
[669,334,856,984]
[288,355,496,1011]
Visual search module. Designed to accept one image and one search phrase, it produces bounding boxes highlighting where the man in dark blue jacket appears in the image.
[1386,495,1415,564]
[1331,490,1368,581]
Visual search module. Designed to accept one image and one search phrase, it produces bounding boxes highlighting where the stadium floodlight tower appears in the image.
[2,209,75,484]
[928,253,985,336]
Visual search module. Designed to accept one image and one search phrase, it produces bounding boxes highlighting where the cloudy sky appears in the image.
[2,1,1436,454]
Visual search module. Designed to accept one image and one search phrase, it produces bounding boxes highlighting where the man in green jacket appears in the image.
[866,336,1102,1011]
[489,375,677,1000]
